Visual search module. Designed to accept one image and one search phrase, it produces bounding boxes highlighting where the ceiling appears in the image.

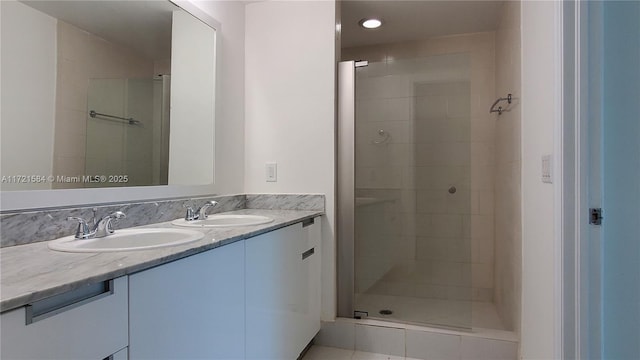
[23,1,505,57]
[341,0,505,48]
[21,0,180,61]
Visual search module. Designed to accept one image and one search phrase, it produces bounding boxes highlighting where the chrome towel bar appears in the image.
[89,110,140,125]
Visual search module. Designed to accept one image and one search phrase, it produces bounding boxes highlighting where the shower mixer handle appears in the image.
[372,129,391,145]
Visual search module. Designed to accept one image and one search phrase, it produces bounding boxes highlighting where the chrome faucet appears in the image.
[184,200,218,221]
[184,205,197,221]
[67,216,94,239]
[67,209,126,239]
[94,211,126,237]
[197,201,218,220]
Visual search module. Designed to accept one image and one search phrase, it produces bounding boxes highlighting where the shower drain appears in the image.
[379,309,393,315]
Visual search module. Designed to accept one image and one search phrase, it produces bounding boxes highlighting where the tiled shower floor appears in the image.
[354,293,506,330]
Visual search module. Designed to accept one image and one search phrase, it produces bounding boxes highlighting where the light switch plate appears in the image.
[266,163,277,182]
[542,155,552,183]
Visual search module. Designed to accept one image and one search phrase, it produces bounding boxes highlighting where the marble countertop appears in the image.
[0,209,323,312]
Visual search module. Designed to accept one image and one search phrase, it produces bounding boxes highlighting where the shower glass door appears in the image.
[351,54,473,329]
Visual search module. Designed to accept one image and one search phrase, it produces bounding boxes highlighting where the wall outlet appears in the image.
[541,154,552,183]
[266,163,277,182]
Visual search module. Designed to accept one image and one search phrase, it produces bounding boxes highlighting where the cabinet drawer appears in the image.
[1,276,128,359]
[297,217,321,352]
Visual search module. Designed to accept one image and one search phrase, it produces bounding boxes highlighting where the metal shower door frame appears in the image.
[336,60,355,318]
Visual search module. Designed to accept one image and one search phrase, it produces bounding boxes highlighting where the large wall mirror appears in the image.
[0,0,219,210]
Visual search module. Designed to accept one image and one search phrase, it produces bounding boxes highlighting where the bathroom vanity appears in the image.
[0,203,323,360]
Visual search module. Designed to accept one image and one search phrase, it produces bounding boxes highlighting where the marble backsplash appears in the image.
[0,194,324,248]
[246,193,325,210]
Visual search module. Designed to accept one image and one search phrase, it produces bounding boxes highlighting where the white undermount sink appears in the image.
[48,228,204,253]
[171,214,274,228]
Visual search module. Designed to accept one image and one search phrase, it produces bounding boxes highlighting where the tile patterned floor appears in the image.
[303,346,421,360]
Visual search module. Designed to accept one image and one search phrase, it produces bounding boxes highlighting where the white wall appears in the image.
[190,0,246,195]
[0,1,56,190]
[244,0,336,319]
[520,1,561,358]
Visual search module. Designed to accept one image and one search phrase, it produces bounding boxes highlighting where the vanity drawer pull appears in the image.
[302,218,315,227]
[25,280,114,325]
[302,247,315,260]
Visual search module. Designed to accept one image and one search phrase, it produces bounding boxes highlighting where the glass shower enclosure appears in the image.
[338,54,474,329]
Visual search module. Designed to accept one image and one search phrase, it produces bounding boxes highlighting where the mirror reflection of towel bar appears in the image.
[89,110,140,125]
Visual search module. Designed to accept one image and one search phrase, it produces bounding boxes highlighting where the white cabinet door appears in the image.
[0,276,128,360]
[129,240,245,359]
[299,217,322,347]
[246,223,302,359]
[245,218,322,360]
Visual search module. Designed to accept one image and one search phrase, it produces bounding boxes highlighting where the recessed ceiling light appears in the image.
[359,18,382,29]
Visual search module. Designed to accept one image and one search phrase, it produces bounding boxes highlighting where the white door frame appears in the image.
[561,1,604,359]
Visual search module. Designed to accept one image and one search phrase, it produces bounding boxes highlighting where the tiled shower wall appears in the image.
[494,0,522,332]
[344,31,497,303]
[354,199,396,293]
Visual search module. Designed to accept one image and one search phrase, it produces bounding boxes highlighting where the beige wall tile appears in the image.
[447,237,472,262]
[472,263,494,289]
[415,284,449,299]
[445,189,471,214]
[431,214,463,239]
[416,237,448,260]
[417,190,446,214]
[414,95,448,119]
